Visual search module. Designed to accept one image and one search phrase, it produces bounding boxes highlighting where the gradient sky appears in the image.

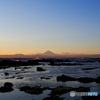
[0,0,100,55]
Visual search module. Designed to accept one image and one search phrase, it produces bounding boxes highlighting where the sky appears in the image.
[0,0,100,55]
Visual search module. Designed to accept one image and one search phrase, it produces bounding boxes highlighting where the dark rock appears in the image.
[17,76,23,79]
[82,94,100,100]
[49,62,83,66]
[20,86,31,91]
[37,67,45,71]
[0,87,13,92]
[78,77,95,83]
[42,95,64,100]
[49,86,90,100]
[4,82,13,88]
[75,86,90,92]
[57,75,99,83]
[5,76,15,79]
[5,72,9,75]
[96,77,100,83]
[49,61,55,65]
[50,86,74,95]
[15,72,19,74]
[0,82,13,92]
[57,75,77,82]
[19,86,47,94]
[41,77,50,80]
[19,86,90,99]
[82,67,99,70]
[0,60,40,68]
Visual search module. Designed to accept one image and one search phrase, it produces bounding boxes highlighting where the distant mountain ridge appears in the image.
[0,51,100,58]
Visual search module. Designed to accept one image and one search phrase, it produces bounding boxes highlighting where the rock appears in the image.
[48,86,90,100]
[57,75,99,83]
[82,67,99,70]
[0,82,13,92]
[15,72,19,74]
[19,86,47,94]
[49,62,83,66]
[78,77,95,83]
[5,72,9,75]
[42,95,63,100]
[50,86,90,96]
[37,67,45,71]
[17,76,23,79]
[57,75,77,82]
[0,86,13,92]
[4,82,13,88]
[75,86,90,92]
[96,77,100,83]
[20,86,31,91]
[82,94,100,100]
[41,77,50,80]
[50,86,74,95]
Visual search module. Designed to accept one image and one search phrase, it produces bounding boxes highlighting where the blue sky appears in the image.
[0,0,100,54]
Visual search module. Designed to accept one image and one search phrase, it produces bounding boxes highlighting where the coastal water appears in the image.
[0,59,100,100]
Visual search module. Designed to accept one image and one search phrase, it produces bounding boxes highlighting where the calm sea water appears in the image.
[0,59,100,100]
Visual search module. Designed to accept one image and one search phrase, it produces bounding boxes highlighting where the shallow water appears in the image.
[0,60,100,100]
[0,89,51,100]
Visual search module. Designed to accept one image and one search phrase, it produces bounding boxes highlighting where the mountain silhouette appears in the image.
[42,51,58,56]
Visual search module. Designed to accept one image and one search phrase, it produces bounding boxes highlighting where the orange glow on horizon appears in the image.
[0,48,100,55]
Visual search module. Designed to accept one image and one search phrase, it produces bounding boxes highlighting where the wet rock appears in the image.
[17,76,23,79]
[20,86,31,91]
[5,72,9,75]
[42,95,64,100]
[50,86,74,95]
[41,77,50,80]
[49,62,83,66]
[19,86,47,94]
[5,76,15,79]
[82,67,99,70]
[0,60,40,68]
[19,86,90,99]
[57,75,99,83]
[96,77,100,83]
[4,82,13,88]
[0,87,13,92]
[78,77,95,83]
[82,94,100,100]
[23,67,31,69]
[57,75,77,82]
[49,86,90,100]
[37,67,45,71]
[15,67,17,70]
[15,72,19,74]
[75,86,90,92]
[0,82,13,92]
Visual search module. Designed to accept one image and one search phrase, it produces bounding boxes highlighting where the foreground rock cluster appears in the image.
[0,82,99,100]
[19,86,90,100]
[57,75,100,83]
[0,82,13,92]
